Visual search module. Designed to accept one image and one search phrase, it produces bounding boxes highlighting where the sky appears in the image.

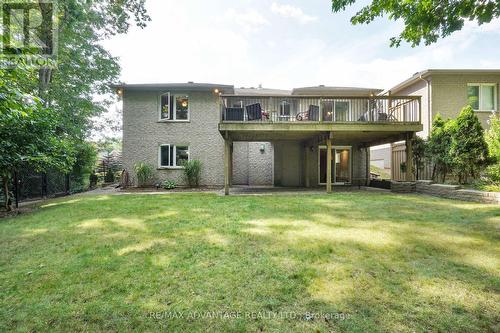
[102,0,500,91]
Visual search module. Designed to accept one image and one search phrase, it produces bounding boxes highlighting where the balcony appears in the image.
[218,95,423,143]
[220,95,421,124]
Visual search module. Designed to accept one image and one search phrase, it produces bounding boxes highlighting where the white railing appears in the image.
[220,95,421,124]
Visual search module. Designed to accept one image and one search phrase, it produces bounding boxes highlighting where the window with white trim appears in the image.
[159,93,190,120]
[279,101,291,117]
[159,144,189,167]
[467,83,497,111]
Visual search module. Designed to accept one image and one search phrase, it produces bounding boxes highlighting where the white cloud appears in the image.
[270,2,317,24]
[224,8,269,33]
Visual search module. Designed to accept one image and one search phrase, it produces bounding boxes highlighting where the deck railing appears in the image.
[220,95,421,124]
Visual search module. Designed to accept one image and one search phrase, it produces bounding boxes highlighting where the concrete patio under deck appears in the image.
[224,185,387,195]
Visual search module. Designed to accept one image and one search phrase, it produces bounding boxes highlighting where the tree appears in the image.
[449,106,489,183]
[71,141,98,192]
[41,0,150,141]
[0,67,75,211]
[0,1,149,205]
[427,114,453,182]
[411,136,427,180]
[331,0,500,46]
[484,113,500,183]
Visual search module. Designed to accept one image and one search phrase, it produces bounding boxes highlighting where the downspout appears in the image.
[417,74,431,137]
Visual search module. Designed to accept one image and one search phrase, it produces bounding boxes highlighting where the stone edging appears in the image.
[415,180,500,204]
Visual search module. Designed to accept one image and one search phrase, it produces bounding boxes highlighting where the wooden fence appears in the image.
[391,142,433,181]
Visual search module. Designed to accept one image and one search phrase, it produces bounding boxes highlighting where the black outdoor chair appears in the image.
[308,105,319,121]
[296,105,320,121]
[225,107,244,121]
[245,103,263,121]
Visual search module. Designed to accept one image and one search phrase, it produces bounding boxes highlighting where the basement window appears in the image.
[159,144,189,168]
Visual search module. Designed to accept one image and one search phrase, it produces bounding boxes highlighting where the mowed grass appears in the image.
[0,192,499,332]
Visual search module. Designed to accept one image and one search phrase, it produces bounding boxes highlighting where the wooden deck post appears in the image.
[405,133,414,181]
[229,142,233,187]
[224,137,231,195]
[326,133,333,193]
[304,144,310,188]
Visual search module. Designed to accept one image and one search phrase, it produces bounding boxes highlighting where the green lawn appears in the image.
[1,192,499,332]
[370,165,391,179]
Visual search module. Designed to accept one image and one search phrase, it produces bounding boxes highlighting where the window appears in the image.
[160,93,172,120]
[159,93,190,120]
[334,101,350,121]
[279,101,291,117]
[159,144,189,167]
[467,84,497,111]
[320,100,350,121]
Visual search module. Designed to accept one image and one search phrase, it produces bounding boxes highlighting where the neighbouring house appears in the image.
[370,69,500,180]
[116,81,423,194]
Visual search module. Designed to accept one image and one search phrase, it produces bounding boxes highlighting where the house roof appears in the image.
[291,86,383,96]
[389,69,500,93]
[111,82,235,93]
[234,87,292,96]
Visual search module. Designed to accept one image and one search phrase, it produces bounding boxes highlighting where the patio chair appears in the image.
[296,105,320,121]
[245,103,263,121]
[308,105,319,121]
[225,107,244,121]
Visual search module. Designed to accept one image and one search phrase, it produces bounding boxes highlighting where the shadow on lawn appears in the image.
[1,192,499,332]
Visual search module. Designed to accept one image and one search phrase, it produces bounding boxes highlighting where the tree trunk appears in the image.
[431,164,436,181]
[2,176,11,212]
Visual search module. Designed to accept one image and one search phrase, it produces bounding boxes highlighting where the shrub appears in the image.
[449,106,489,184]
[400,162,407,174]
[484,113,500,184]
[134,162,154,187]
[427,114,453,182]
[412,136,427,180]
[105,169,115,183]
[89,173,98,188]
[182,160,202,187]
[161,179,176,190]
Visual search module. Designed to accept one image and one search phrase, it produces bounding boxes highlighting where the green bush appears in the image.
[449,106,489,184]
[182,160,202,187]
[484,113,500,184]
[427,114,453,182]
[89,173,98,188]
[134,162,154,187]
[105,169,115,183]
[161,179,176,190]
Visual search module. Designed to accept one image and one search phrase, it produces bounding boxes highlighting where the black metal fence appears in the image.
[1,168,71,209]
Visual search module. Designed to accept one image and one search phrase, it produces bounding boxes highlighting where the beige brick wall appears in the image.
[392,79,430,137]
[232,142,273,185]
[122,90,225,186]
[431,74,500,130]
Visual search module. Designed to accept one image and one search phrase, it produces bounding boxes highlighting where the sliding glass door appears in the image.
[318,146,352,185]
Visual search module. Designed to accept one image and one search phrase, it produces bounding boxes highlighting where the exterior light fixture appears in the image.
[260,144,265,152]
[116,88,123,96]
[214,88,220,94]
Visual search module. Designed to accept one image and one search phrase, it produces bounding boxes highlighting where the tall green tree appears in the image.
[41,0,150,140]
[0,1,150,207]
[331,0,500,46]
[449,106,489,183]
[0,67,74,210]
[427,114,453,182]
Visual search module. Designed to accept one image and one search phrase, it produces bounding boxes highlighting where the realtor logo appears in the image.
[1,0,57,66]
